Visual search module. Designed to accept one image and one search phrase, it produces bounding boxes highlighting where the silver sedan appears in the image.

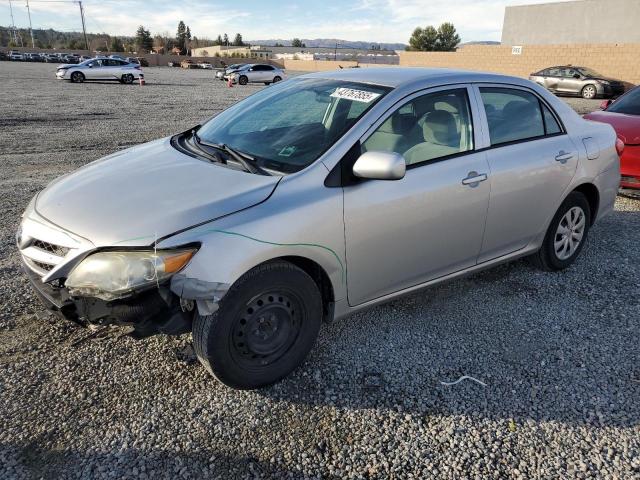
[56,58,144,84]
[18,68,620,388]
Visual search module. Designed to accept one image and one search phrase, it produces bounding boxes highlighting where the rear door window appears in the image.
[480,88,546,146]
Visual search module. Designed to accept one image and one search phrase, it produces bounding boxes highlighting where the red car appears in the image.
[584,87,640,190]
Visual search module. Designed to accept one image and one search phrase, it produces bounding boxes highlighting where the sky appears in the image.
[1,0,573,44]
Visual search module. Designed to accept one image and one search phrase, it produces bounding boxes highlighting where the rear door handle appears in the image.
[462,172,488,187]
[555,151,574,163]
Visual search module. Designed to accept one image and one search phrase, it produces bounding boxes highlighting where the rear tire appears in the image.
[530,191,591,271]
[581,84,597,99]
[193,261,322,389]
[70,71,84,83]
[238,75,248,85]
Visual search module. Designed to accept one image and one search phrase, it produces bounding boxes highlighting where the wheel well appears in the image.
[573,183,599,224]
[280,256,335,320]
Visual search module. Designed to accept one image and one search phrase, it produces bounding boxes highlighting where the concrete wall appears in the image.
[502,0,640,45]
[398,44,640,84]
[282,59,397,72]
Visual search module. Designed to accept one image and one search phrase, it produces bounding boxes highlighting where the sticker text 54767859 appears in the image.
[330,87,382,103]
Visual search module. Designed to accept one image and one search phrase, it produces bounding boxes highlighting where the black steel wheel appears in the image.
[193,261,322,389]
[70,71,84,83]
[238,75,248,85]
[122,73,134,84]
[272,76,282,83]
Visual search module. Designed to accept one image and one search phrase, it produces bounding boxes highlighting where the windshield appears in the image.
[608,88,640,115]
[195,78,390,173]
[577,67,604,78]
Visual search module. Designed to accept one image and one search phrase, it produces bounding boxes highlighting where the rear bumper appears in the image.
[620,145,640,189]
[24,263,192,337]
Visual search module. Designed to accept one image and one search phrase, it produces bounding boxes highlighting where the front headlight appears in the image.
[66,249,195,300]
[598,80,610,85]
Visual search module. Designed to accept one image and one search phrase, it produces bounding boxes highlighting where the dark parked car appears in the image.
[529,66,627,99]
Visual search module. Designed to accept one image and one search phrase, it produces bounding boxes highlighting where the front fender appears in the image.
[157,162,346,315]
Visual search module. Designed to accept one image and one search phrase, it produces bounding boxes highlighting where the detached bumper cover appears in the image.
[24,263,191,337]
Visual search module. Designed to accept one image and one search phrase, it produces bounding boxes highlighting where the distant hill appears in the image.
[248,38,406,51]
[458,41,501,46]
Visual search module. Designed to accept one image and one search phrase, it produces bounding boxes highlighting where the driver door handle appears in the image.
[555,151,574,163]
[462,172,488,187]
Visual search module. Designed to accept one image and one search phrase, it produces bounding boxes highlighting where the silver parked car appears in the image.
[529,66,626,99]
[56,57,144,84]
[216,63,246,80]
[224,63,286,85]
[18,68,620,389]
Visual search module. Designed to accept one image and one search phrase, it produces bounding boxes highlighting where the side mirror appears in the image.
[353,151,406,180]
[600,99,613,110]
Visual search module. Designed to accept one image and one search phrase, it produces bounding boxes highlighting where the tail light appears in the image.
[615,138,625,157]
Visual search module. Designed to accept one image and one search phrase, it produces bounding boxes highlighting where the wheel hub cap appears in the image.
[554,206,585,260]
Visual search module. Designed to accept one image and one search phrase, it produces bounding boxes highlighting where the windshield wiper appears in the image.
[192,131,269,175]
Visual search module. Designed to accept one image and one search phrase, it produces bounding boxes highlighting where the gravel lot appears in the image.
[1,62,639,479]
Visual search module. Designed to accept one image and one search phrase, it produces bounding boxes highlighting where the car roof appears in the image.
[302,67,534,89]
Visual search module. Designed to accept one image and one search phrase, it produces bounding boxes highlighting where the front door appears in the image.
[343,86,491,305]
[475,86,579,262]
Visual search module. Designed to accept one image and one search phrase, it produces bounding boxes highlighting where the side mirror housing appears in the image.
[353,151,406,180]
[600,99,613,110]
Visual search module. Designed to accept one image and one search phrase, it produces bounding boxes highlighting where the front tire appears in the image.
[193,261,322,389]
[70,71,85,83]
[238,75,248,85]
[531,191,591,271]
[273,76,282,83]
[581,84,597,99]
[122,73,134,84]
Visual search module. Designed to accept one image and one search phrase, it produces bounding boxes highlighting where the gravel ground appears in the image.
[1,62,639,479]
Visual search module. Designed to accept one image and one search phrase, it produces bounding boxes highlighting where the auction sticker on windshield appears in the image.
[330,87,381,103]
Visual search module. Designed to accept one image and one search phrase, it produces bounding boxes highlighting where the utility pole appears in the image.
[25,0,35,48]
[8,0,18,45]
[78,1,89,51]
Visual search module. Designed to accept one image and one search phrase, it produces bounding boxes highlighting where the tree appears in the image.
[222,33,229,46]
[233,33,244,46]
[215,34,223,46]
[291,38,303,48]
[273,42,284,47]
[435,22,460,51]
[408,26,438,51]
[135,25,153,52]
[407,22,460,51]
[110,36,125,52]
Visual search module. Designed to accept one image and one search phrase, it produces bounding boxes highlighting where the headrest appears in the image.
[423,110,458,147]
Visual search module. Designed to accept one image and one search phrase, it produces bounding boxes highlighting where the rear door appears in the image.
[474,85,579,262]
[558,67,583,95]
[543,67,562,92]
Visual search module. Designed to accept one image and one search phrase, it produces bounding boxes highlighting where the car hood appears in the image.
[34,137,280,247]
[584,111,640,145]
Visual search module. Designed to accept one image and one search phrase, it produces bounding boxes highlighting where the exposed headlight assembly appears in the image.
[66,249,195,301]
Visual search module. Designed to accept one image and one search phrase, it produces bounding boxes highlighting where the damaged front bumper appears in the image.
[24,264,193,338]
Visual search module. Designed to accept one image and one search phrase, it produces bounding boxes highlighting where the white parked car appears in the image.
[56,58,144,84]
[198,62,214,70]
[225,64,286,85]
[9,52,24,61]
